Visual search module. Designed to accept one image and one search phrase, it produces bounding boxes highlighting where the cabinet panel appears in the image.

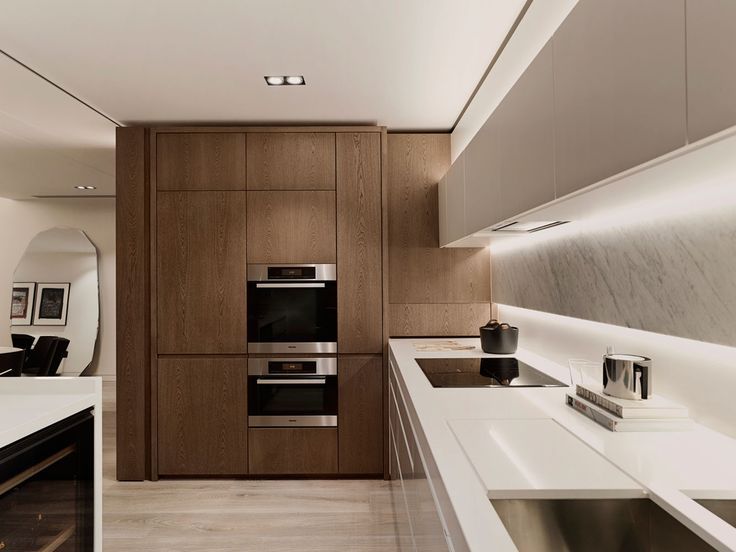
[495,42,555,222]
[338,355,383,474]
[686,0,736,142]
[553,0,686,197]
[444,152,466,244]
[248,428,338,474]
[246,191,336,263]
[464,115,500,234]
[247,132,336,190]
[157,191,247,354]
[157,133,246,191]
[389,303,490,337]
[158,357,248,475]
[336,133,382,353]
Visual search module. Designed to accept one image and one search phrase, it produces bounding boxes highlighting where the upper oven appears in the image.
[247,264,337,354]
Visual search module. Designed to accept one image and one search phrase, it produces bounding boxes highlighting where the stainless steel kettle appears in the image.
[602,352,651,400]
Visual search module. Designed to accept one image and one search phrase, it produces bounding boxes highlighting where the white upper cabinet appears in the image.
[441,151,466,246]
[686,0,736,143]
[463,112,500,236]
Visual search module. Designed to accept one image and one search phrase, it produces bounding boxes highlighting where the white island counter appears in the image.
[389,338,736,552]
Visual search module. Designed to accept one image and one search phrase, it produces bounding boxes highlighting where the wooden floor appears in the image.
[102,382,407,551]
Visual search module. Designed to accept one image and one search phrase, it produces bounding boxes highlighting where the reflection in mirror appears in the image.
[9,228,99,376]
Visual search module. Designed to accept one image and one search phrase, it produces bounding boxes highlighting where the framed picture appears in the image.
[10,282,36,326]
[33,283,70,326]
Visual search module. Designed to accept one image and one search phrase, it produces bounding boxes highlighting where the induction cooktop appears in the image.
[416,357,568,388]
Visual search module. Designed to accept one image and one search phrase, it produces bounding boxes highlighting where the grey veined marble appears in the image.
[491,204,736,347]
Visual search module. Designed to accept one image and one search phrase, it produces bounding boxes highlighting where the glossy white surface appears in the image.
[0,377,103,551]
[390,338,736,552]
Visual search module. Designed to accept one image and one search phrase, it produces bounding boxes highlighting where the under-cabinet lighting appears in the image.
[265,75,305,86]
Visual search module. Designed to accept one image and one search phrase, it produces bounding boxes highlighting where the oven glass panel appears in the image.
[247,282,337,343]
[249,377,337,417]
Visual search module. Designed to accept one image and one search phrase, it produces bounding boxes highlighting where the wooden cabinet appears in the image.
[338,355,383,474]
[441,151,466,246]
[336,133,382,353]
[157,191,246,354]
[157,133,246,190]
[246,191,336,263]
[247,132,336,190]
[686,0,736,142]
[248,428,338,474]
[553,0,686,197]
[495,42,555,221]
[158,357,248,475]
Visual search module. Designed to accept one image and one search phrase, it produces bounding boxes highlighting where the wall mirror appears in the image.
[9,227,99,376]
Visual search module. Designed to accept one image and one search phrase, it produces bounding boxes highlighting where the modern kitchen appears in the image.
[1,0,736,551]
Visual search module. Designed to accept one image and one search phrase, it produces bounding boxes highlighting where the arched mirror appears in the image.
[9,227,99,376]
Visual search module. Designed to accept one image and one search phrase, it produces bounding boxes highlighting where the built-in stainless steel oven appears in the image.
[248,358,337,427]
[247,264,337,354]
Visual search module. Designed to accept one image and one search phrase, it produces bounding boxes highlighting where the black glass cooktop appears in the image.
[416,357,568,388]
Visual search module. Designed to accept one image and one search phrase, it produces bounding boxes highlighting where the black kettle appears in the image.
[479,320,519,354]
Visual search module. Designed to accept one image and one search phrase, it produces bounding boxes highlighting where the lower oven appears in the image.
[248,358,337,427]
[0,409,94,551]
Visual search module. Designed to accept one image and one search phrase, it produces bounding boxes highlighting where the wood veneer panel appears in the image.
[157,191,247,353]
[116,127,149,480]
[248,428,338,475]
[246,191,336,263]
[337,133,383,353]
[158,357,248,475]
[388,303,490,337]
[247,133,336,190]
[156,132,246,190]
[387,134,490,304]
[338,355,383,474]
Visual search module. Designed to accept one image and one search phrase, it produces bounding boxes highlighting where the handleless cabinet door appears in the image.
[464,114,501,234]
[157,132,246,191]
[158,357,248,475]
[246,191,336,263]
[443,152,466,245]
[157,191,247,353]
[553,0,686,197]
[336,133,382,353]
[247,132,336,190]
[686,0,736,142]
[338,355,383,474]
[495,42,555,223]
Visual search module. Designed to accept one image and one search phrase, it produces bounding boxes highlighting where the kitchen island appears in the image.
[0,377,102,551]
[389,338,736,551]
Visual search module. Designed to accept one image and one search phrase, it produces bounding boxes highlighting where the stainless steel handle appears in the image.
[256,378,327,385]
[255,283,325,288]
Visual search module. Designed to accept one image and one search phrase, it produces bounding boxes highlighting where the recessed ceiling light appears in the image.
[264,75,305,86]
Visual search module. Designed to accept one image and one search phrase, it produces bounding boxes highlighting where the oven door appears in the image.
[247,264,337,354]
[248,358,337,427]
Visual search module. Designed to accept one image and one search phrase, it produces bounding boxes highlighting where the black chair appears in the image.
[46,338,70,377]
[11,333,35,350]
[22,336,59,376]
[0,349,25,377]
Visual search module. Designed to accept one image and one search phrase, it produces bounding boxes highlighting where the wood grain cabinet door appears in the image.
[156,133,246,191]
[246,190,336,263]
[553,0,686,197]
[157,191,247,354]
[248,428,338,474]
[336,133,382,353]
[247,132,336,190]
[158,357,248,475]
[338,355,383,474]
[686,0,736,142]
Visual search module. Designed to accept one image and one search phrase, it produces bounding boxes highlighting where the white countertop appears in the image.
[389,338,736,552]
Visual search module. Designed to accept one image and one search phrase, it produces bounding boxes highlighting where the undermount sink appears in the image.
[491,498,714,552]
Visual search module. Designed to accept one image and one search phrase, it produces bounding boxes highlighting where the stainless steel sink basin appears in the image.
[491,498,714,551]
[696,499,736,527]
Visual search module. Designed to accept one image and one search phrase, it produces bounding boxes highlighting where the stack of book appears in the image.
[566,384,692,432]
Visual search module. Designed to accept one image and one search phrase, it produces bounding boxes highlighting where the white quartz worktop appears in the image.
[0,377,103,551]
[389,338,736,552]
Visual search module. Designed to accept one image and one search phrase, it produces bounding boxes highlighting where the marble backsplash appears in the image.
[491,203,736,347]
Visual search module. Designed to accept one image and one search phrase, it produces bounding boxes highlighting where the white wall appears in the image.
[0,198,115,377]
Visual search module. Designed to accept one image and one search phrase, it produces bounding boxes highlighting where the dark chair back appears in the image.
[11,333,35,352]
[23,336,58,376]
[46,338,70,376]
[0,349,25,377]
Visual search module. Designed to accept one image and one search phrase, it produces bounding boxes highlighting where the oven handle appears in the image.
[256,378,327,385]
[255,283,326,288]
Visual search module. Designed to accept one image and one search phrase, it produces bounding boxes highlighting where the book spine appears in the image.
[576,385,623,417]
[566,395,616,431]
